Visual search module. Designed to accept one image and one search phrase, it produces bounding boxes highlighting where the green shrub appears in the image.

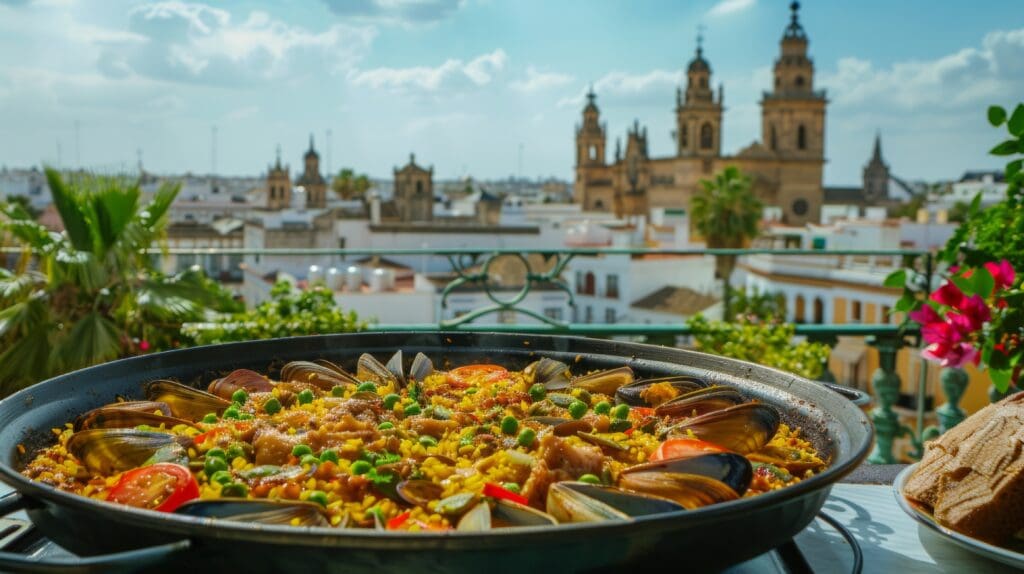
[688,314,830,380]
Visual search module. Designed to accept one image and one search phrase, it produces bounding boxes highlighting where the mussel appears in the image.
[67,429,190,475]
[654,386,744,419]
[545,481,683,523]
[74,402,195,431]
[175,499,329,527]
[524,417,593,437]
[356,353,398,386]
[571,366,634,395]
[622,453,753,496]
[385,350,406,387]
[748,445,827,475]
[615,376,708,407]
[396,479,444,507]
[207,369,275,400]
[664,403,780,455]
[408,352,434,382]
[146,380,231,421]
[281,361,358,390]
[525,357,572,390]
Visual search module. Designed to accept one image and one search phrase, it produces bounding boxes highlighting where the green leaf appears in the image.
[51,311,121,373]
[972,266,995,298]
[991,140,1019,156]
[950,274,974,297]
[1009,104,1024,137]
[91,182,140,252]
[894,293,915,313]
[988,105,1008,127]
[45,168,95,252]
[990,368,1013,394]
[883,269,907,288]
[1008,159,1023,181]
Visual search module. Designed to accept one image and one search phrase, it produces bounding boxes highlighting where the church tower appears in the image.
[575,87,606,167]
[616,120,650,218]
[393,153,434,222]
[297,134,327,209]
[862,132,890,203]
[266,146,292,210]
[676,36,723,158]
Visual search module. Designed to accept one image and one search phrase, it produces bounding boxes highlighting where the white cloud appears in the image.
[558,69,678,107]
[96,2,377,85]
[707,0,755,18]
[321,0,465,26]
[349,48,506,92]
[224,105,259,121]
[510,66,573,93]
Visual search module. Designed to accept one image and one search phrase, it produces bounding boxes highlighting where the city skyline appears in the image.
[0,0,1021,184]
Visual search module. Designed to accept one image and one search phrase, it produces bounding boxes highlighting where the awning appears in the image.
[830,337,867,364]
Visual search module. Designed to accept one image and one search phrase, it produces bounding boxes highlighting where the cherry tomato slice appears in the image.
[649,438,729,462]
[107,463,199,512]
[448,365,509,384]
[482,482,528,506]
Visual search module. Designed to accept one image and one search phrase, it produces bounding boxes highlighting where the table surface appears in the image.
[1,464,1020,573]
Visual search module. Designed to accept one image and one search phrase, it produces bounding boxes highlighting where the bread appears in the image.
[904,392,1024,544]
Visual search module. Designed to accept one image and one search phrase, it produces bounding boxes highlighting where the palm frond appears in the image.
[0,269,46,303]
[50,311,122,374]
[0,293,50,340]
[0,216,58,251]
[0,328,55,395]
[45,167,95,252]
[91,179,140,253]
[50,248,109,293]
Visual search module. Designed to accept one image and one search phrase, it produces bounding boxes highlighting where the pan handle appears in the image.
[820,382,872,408]
[0,492,190,574]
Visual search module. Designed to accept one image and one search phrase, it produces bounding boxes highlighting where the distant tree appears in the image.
[332,168,371,200]
[728,286,787,323]
[691,166,763,320]
[889,192,927,219]
[947,200,971,223]
[2,195,40,219]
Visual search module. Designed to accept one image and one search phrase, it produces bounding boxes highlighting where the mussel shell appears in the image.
[615,376,707,407]
[456,502,492,531]
[386,350,406,388]
[526,357,572,390]
[175,499,329,527]
[357,353,398,386]
[654,386,744,419]
[617,472,741,510]
[145,380,231,422]
[73,400,171,429]
[67,429,190,475]
[748,445,826,475]
[408,352,434,382]
[207,368,275,400]
[623,453,753,496]
[578,432,627,452]
[492,499,558,528]
[74,404,196,431]
[281,361,358,390]
[665,403,780,455]
[571,366,634,395]
[555,482,684,516]
[237,465,309,481]
[523,417,593,437]
[396,479,444,507]
[545,482,628,523]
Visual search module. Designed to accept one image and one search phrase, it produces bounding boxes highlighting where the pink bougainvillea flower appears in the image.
[139,340,151,351]
[908,305,941,326]
[984,259,1016,291]
[921,320,961,347]
[922,341,978,369]
[931,281,966,308]
[953,294,992,332]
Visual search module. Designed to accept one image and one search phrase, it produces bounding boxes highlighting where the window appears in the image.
[594,199,604,209]
[770,125,777,150]
[700,77,706,88]
[606,274,619,298]
[605,308,616,324]
[794,295,806,324]
[792,198,809,216]
[681,124,688,148]
[584,272,596,295]
[544,307,563,321]
[700,123,713,150]
[795,75,805,87]
[584,306,593,323]
[813,298,824,324]
[797,125,807,150]
[881,305,892,324]
[851,301,862,323]
[415,180,423,194]
[589,145,597,160]
[575,271,583,294]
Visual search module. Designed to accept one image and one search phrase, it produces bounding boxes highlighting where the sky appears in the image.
[0,0,1021,186]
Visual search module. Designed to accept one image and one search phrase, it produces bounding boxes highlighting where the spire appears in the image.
[587,84,595,103]
[696,25,704,59]
[783,1,807,40]
[872,131,883,162]
[275,144,282,170]
[308,133,315,152]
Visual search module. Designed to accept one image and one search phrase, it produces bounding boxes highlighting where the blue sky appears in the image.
[0,0,1021,186]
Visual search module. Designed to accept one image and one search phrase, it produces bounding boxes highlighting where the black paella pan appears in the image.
[0,332,872,573]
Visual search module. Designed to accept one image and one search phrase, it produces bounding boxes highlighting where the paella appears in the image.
[21,352,826,531]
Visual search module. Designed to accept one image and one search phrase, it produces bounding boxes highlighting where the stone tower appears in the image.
[862,132,890,203]
[575,87,606,168]
[617,120,650,217]
[676,36,723,157]
[266,146,292,210]
[393,153,434,222]
[298,134,327,209]
[760,1,827,223]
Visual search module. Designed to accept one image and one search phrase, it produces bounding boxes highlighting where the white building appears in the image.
[942,171,1007,206]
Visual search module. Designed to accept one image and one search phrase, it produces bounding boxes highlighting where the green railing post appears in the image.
[867,335,910,464]
[806,332,838,384]
[935,367,968,433]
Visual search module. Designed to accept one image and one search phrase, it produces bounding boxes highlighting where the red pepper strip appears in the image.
[631,407,655,417]
[624,427,635,436]
[387,510,412,530]
[482,482,528,506]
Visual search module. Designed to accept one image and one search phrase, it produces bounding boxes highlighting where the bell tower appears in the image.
[266,145,291,210]
[676,34,723,158]
[575,87,606,167]
[298,134,327,209]
[862,132,890,203]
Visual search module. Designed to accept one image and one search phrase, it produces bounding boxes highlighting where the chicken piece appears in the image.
[522,434,606,506]
[252,428,302,465]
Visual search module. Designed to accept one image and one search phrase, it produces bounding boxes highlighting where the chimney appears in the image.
[369,192,382,225]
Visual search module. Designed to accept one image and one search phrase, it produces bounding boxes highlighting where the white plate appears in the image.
[893,463,1024,569]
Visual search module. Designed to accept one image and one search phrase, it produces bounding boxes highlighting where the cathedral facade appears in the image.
[574,2,826,225]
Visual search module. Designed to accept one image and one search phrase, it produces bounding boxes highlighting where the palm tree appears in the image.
[691,166,764,321]
[0,168,238,395]
[332,168,371,200]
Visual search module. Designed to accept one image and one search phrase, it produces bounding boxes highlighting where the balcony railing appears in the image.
[4,245,952,464]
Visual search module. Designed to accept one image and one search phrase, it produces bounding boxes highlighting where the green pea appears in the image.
[464,387,478,395]
[263,397,282,415]
[578,473,601,485]
[383,394,401,409]
[221,482,248,497]
[201,413,218,424]
[517,428,537,447]
[225,444,246,461]
[292,444,313,457]
[209,470,233,485]
[568,400,587,420]
[238,413,254,421]
[403,403,422,416]
[357,382,378,393]
[377,421,395,430]
[319,449,339,464]
[231,389,248,405]
[528,383,546,402]
[204,456,228,476]
[593,401,612,415]
[432,406,452,420]
[206,447,227,460]
[502,482,521,493]
[308,490,329,507]
[500,416,519,435]
[222,406,240,420]
[418,436,438,448]
[611,404,631,420]
[350,460,372,475]
[300,454,320,466]
[331,385,346,397]
[297,389,315,405]
[609,419,632,433]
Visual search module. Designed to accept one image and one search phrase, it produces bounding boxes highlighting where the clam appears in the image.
[74,402,196,431]
[654,386,744,419]
[664,403,780,455]
[545,481,683,523]
[281,361,359,390]
[622,453,753,498]
[492,499,558,528]
[207,369,274,400]
[174,499,329,527]
[525,357,572,390]
[571,366,634,395]
[67,429,190,475]
[456,502,492,531]
[615,376,707,407]
[396,479,444,507]
[357,353,398,386]
[435,492,479,517]
[145,380,231,422]
[408,352,434,382]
